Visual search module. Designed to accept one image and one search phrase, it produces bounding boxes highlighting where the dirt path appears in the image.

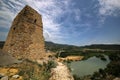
[49,62,74,80]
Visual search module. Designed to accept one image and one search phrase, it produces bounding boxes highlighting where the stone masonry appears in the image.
[3,5,45,61]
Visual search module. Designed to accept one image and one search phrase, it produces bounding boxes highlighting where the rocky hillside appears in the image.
[0,59,52,80]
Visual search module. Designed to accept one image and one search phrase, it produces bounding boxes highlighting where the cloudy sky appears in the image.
[0,0,120,46]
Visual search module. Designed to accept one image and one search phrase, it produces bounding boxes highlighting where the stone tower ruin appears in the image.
[3,5,45,61]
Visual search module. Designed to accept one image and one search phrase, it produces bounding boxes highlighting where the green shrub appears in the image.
[44,60,57,72]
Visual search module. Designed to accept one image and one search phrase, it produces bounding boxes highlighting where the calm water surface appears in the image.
[69,55,110,77]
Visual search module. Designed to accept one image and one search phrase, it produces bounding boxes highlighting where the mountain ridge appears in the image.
[1,41,120,51]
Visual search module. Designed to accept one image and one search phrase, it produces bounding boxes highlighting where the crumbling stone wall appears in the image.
[3,5,45,61]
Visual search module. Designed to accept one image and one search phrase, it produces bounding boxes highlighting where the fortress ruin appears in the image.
[3,5,45,61]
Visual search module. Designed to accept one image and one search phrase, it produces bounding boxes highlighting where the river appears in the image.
[69,55,110,77]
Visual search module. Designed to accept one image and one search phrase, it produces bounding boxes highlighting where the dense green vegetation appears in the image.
[91,52,120,80]
[45,41,120,61]
[56,50,119,60]
[83,44,120,50]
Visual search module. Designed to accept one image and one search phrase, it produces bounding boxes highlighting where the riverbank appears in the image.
[57,56,84,62]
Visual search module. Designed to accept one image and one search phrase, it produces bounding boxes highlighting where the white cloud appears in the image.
[0,10,15,21]
[24,0,72,42]
[74,9,81,21]
[0,9,15,28]
[0,0,73,42]
[9,0,24,6]
[0,0,23,29]
[98,0,120,16]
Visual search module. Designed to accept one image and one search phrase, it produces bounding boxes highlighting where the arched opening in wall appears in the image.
[34,19,37,23]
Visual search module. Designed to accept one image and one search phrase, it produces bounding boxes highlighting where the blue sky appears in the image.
[0,0,120,46]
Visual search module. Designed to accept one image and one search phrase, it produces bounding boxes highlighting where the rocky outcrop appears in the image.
[0,49,21,66]
[3,5,45,61]
[49,62,74,80]
[0,67,23,80]
[113,77,120,80]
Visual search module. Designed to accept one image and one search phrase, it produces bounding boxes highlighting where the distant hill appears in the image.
[0,41,120,51]
[45,41,80,52]
[45,42,120,52]
[83,44,120,50]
